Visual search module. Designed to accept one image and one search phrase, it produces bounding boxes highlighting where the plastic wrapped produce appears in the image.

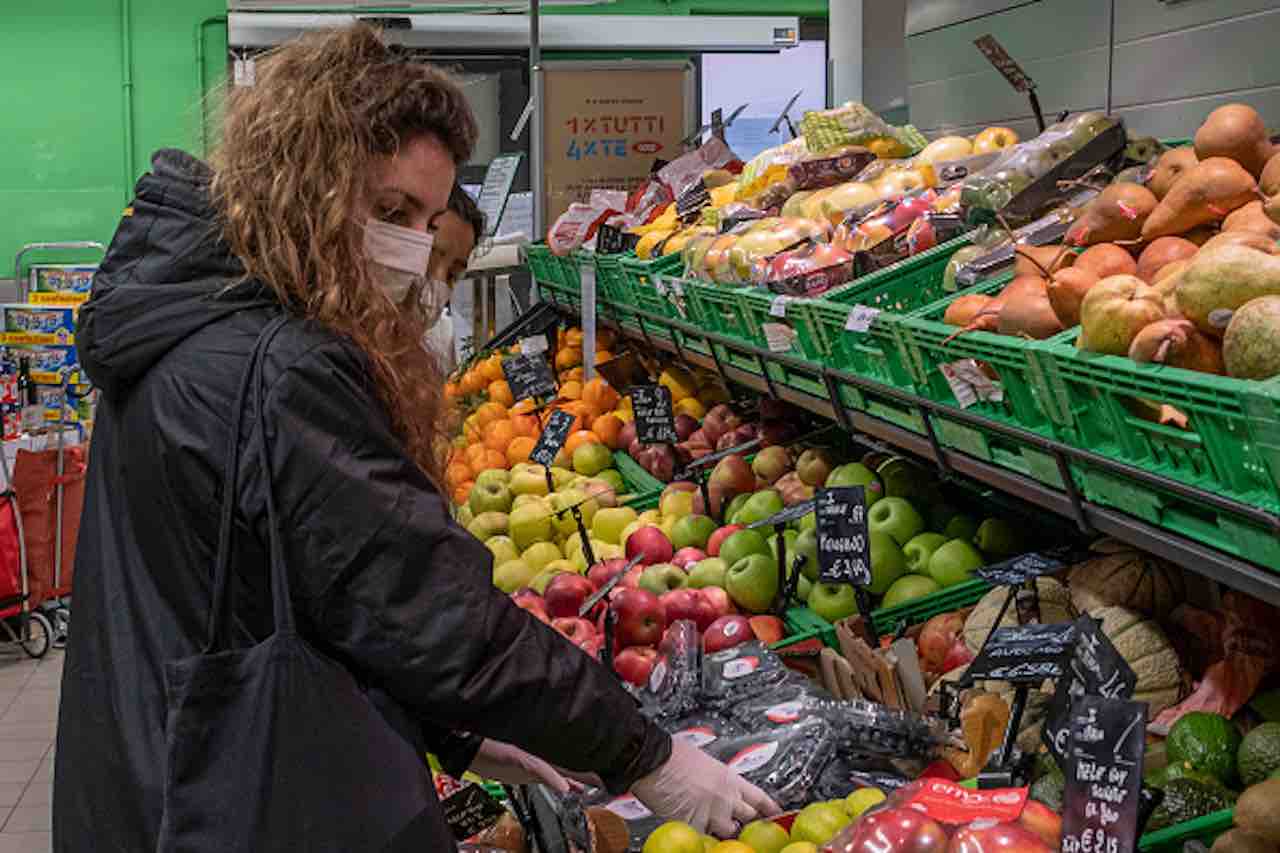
[645,620,702,720]
[700,641,799,708]
[705,717,839,810]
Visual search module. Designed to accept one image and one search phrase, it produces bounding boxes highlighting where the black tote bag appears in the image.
[156,315,447,853]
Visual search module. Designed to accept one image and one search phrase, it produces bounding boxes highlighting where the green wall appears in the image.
[0,1,227,279]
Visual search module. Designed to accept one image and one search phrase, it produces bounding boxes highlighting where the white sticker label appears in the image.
[673,726,718,748]
[233,58,256,87]
[765,701,803,724]
[727,741,779,775]
[648,661,668,692]
[762,322,797,353]
[520,336,548,355]
[723,621,742,638]
[606,796,653,821]
[770,295,793,318]
[654,278,669,296]
[671,279,685,297]
[845,304,882,333]
[708,648,738,663]
[940,359,1003,409]
[723,656,760,680]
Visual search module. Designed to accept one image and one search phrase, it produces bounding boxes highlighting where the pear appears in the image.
[1224,296,1280,380]
[1176,244,1280,336]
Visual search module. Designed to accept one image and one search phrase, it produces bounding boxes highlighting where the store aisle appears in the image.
[0,650,60,852]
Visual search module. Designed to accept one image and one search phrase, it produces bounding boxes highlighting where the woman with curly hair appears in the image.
[54,23,775,852]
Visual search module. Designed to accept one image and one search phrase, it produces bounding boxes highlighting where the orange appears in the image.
[564,430,602,456]
[465,442,490,468]
[510,414,540,438]
[507,436,537,466]
[445,461,472,490]
[565,328,585,348]
[510,398,536,416]
[474,401,508,427]
[481,448,507,471]
[555,348,583,371]
[444,381,460,401]
[560,380,583,401]
[483,420,517,453]
[594,350,613,364]
[451,434,469,450]
[582,377,620,412]
[460,369,486,396]
[592,414,624,449]
[480,353,505,383]
[452,480,474,506]
[487,380,514,408]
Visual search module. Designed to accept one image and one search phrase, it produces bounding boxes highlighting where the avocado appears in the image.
[1235,779,1280,843]
[1144,766,1169,788]
[1165,761,1232,789]
[1167,712,1243,788]
[1030,768,1065,812]
[1238,722,1280,787]
[1145,779,1237,833]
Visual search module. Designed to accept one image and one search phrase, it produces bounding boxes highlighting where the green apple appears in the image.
[508,503,553,550]
[596,469,624,494]
[660,489,697,520]
[595,542,623,561]
[544,558,577,576]
[796,574,813,603]
[687,557,728,589]
[466,511,508,542]
[726,553,780,613]
[639,563,689,596]
[876,457,935,505]
[530,566,574,594]
[869,531,908,595]
[944,513,980,542]
[573,442,613,476]
[824,462,884,507]
[794,511,816,532]
[486,535,520,566]
[790,801,852,846]
[549,466,576,490]
[513,492,549,510]
[521,541,563,573]
[580,478,618,509]
[718,529,771,569]
[781,844,819,853]
[881,574,941,609]
[723,492,751,523]
[469,480,513,516]
[509,469,550,497]
[739,819,791,853]
[867,496,924,546]
[643,822,705,853]
[638,509,662,526]
[929,538,985,587]
[975,518,1023,558]
[493,558,536,593]
[548,489,598,537]
[671,514,717,551]
[593,506,638,545]
[766,529,799,567]
[454,504,474,528]
[731,489,784,527]
[903,532,948,574]
[660,516,680,542]
[474,468,511,489]
[807,582,859,622]
[563,530,586,560]
[795,528,820,581]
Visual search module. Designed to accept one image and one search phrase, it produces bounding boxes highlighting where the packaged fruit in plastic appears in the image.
[753,242,855,297]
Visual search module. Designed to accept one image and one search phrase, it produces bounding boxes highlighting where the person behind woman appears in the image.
[54,24,776,851]
[420,184,485,370]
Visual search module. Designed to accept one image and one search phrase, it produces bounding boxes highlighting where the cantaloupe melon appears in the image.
[963,578,1075,654]
[1088,605,1187,717]
[1068,539,1186,618]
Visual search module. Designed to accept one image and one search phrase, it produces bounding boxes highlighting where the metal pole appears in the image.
[1105,0,1115,115]
[530,0,544,238]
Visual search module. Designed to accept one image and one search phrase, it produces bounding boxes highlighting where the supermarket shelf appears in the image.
[547,298,1280,608]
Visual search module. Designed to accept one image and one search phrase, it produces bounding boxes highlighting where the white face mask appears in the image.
[364,217,435,311]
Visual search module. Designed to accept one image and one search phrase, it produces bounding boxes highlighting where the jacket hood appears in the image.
[79,149,277,398]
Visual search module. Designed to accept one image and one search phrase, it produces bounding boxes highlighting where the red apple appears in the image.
[671,547,707,570]
[625,526,674,566]
[748,615,785,645]
[617,564,644,590]
[618,421,637,452]
[1018,801,1062,849]
[839,807,948,853]
[948,820,1052,853]
[942,637,975,673]
[587,557,629,590]
[917,612,966,675]
[795,447,836,488]
[552,617,601,657]
[613,646,659,687]
[700,404,741,445]
[544,573,598,620]
[511,590,550,623]
[674,413,699,441]
[703,615,755,653]
[700,586,735,618]
[709,453,755,496]
[706,524,744,557]
[692,480,734,518]
[611,587,666,648]
[661,589,718,632]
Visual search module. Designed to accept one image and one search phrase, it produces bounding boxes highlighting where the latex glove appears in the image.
[631,739,781,838]
[469,739,575,793]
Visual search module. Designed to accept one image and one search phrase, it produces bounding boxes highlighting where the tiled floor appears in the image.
[0,648,60,852]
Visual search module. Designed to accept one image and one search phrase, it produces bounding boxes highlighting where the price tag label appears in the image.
[233,57,256,88]
[977,547,1074,587]
[502,353,556,403]
[940,358,1003,409]
[762,322,797,353]
[530,409,575,468]
[815,486,871,586]
[519,335,548,355]
[1043,616,1137,769]
[844,304,882,333]
[770,295,793,318]
[441,783,506,842]
[963,621,1076,685]
[654,278,668,296]
[630,384,679,445]
[1062,696,1146,853]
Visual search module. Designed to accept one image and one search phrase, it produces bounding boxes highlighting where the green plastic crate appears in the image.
[1138,808,1234,853]
[613,449,666,495]
[619,254,684,340]
[869,578,992,636]
[784,605,838,649]
[524,243,562,288]
[736,289,830,398]
[590,251,639,328]
[624,489,662,513]
[682,280,766,376]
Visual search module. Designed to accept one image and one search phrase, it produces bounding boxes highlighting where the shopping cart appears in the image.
[0,448,51,660]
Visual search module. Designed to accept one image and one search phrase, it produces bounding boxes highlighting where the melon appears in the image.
[963,578,1075,654]
[1069,539,1186,618]
[1089,605,1187,717]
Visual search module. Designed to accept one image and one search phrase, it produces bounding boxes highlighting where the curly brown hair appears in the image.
[209,24,477,487]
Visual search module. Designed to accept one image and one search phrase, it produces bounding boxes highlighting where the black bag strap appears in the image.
[205,313,292,652]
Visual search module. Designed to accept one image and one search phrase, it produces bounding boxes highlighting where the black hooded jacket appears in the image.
[52,150,670,852]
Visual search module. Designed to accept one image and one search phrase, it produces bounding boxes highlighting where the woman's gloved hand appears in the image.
[631,739,781,837]
[469,739,576,793]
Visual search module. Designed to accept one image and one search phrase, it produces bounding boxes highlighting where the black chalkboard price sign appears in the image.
[441,783,507,841]
[502,353,557,403]
[962,621,1076,685]
[530,409,575,468]
[814,486,871,586]
[630,384,678,444]
[1062,696,1147,853]
[977,546,1074,587]
[747,498,816,531]
[1043,615,1137,768]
